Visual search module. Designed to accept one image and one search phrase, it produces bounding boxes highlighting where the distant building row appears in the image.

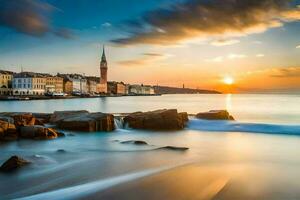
[0,70,155,96]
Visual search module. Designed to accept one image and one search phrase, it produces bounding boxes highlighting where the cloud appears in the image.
[112,0,300,46]
[296,44,300,48]
[253,41,262,44]
[0,0,52,36]
[205,56,224,63]
[206,53,247,62]
[210,39,240,46]
[269,67,300,78]
[228,54,247,59]
[102,22,112,27]
[0,0,73,38]
[54,28,75,39]
[118,53,171,67]
[256,54,265,57]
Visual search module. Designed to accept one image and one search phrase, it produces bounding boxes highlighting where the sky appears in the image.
[0,0,300,93]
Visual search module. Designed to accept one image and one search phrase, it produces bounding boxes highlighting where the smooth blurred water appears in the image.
[1,94,300,199]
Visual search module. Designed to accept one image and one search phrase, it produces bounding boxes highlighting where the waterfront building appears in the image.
[108,81,126,95]
[12,72,46,95]
[63,78,73,94]
[128,84,142,95]
[0,70,13,95]
[142,85,155,95]
[58,74,87,94]
[46,76,64,93]
[87,79,97,94]
[98,46,108,94]
[128,84,155,95]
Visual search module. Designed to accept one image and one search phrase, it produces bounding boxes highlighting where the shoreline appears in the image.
[0,94,162,101]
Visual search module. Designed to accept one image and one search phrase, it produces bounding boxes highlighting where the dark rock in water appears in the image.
[157,146,189,151]
[124,109,189,131]
[196,110,234,120]
[120,140,148,145]
[57,112,115,132]
[0,156,31,172]
[57,149,66,153]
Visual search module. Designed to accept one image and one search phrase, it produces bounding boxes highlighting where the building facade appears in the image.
[108,82,126,95]
[12,72,46,95]
[87,79,97,94]
[46,76,64,93]
[0,70,13,95]
[128,84,155,95]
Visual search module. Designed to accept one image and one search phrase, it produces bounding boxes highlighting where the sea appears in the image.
[1,94,300,200]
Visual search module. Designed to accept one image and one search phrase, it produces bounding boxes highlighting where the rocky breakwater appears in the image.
[0,113,63,141]
[196,110,234,120]
[124,109,188,130]
[50,110,115,132]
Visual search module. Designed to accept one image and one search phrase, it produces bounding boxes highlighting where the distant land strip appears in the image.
[154,86,221,94]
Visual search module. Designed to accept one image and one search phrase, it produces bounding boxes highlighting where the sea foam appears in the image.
[188,119,300,135]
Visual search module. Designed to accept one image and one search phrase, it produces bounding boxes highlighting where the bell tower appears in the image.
[100,46,107,85]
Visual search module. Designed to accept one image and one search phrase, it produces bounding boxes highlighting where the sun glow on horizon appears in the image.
[223,77,234,85]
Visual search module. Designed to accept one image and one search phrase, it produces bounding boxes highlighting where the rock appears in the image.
[12,113,36,127]
[178,112,189,124]
[2,134,18,141]
[50,110,89,124]
[34,118,45,126]
[56,131,66,137]
[0,120,18,141]
[124,109,188,130]
[57,149,66,153]
[0,120,9,132]
[45,128,58,139]
[157,146,189,151]
[196,110,234,120]
[0,116,14,124]
[0,156,31,172]
[32,113,52,124]
[57,112,115,132]
[20,126,58,140]
[0,127,5,139]
[120,140,148,145]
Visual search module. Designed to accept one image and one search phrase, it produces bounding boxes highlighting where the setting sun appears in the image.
[223,77,234,85]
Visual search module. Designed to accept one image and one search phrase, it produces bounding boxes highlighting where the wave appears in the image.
[188,119,300,135]
[15,164,183,200]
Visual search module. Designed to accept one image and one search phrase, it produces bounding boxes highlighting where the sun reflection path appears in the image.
[226,94,232,111]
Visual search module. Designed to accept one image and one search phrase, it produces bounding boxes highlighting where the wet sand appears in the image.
[85,163,300,200]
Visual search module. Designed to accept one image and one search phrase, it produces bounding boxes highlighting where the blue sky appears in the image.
[0,0,300,92]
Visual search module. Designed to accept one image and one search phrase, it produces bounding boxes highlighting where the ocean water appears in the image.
[1,94,300,199]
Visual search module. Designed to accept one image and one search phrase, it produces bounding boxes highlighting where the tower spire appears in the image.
[101,45,106,62]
